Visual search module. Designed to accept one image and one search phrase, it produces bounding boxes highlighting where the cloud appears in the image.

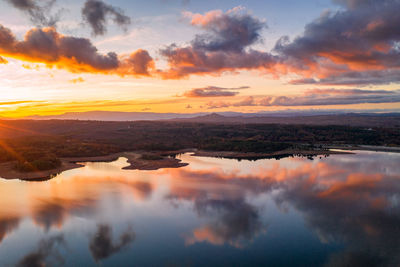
[118,49,154,76]
[183,85,249,97]
[89,224,135,262]
[82,0,131,36]
[0,25,154,76]
[274,0,400,85]
[5,0,62,27]
[183,6,265,52]
[290,69,400,86]
[158,2,400,85]
[206,89,400,108]
[160,7,275,79]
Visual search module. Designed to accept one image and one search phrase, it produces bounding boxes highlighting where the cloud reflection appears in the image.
[163,153,400,263]
[89,224,135,262]
[185,199,265,247]
[17,235,65,267]
[0,152,399,265]
[0,162,154,242]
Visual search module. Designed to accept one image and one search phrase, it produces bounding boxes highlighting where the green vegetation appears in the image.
[140,154,164,160]
[0,120,399,173]
[14,156,61,172]
[200,139,292,153]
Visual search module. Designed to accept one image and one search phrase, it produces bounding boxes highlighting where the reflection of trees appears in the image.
[0,217,19,244]
[89,224,135,262]
[32,198,96,232]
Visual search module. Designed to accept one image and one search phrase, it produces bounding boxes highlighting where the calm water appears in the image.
[0,151,399,267]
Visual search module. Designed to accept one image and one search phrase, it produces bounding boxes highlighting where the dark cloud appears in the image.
[0,25,154,76]
[5,0,62,27]
[89,224,135,262]
[82,0,131,36]
[206,89,400,108]
[274,0,400,85]
[185,7,266,52]
[17,235,65,267]
[160,7,275,78]
[183,86,249,97]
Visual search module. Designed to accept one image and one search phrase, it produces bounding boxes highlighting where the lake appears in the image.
[0,150,399,266]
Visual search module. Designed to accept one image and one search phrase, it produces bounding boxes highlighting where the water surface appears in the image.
[0,151,399,266]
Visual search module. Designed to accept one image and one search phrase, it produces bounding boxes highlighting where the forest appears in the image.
[0,120,399,172]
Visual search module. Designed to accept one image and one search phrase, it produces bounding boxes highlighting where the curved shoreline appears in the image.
[0,146,397,181]
[0,152,189,181]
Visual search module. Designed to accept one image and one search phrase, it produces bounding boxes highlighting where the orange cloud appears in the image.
[0,25,154,76]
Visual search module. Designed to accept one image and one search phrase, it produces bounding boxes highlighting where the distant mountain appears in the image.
[25,111,207,121]
[170,113,400,127]
[9,109,400,125]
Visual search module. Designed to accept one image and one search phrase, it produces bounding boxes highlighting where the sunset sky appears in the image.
[0,0,399,117]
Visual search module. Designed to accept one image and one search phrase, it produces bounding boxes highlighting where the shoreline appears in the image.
[191,149,352,159]
[325,145,400,153]
[0,151,189,181]
[0,146,397,181]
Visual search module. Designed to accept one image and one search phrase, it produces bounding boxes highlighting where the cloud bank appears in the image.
[206,89,400,108]
[274,0,400,85]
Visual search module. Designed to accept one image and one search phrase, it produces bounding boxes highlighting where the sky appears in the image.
[0,0,399,117]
